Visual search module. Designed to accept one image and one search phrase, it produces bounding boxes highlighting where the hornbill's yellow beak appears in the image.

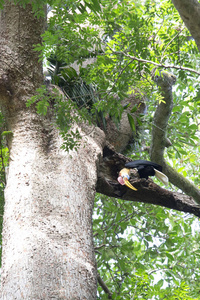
[123,178,137,191]
[117,168,137,191]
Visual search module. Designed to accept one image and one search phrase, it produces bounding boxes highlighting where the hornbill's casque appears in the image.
[117,160,168,191]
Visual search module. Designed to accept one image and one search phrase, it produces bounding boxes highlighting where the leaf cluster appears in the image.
[39,0,200,155]
[47,55,109,128]
[0,0,50,16]
[93,195,200,299]
[26,85,87,151]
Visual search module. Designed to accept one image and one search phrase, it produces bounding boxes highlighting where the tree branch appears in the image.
[97,273,113,299]
[150,71,200,204]
[96,145,200,217]
[172,0,200,51]
[109,50,200,75]
[150,71,175,157]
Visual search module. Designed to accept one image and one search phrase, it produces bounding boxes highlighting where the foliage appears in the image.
[26,85,87,151]
[93,195,200,299]
[47,55,107,128]
[39,0,200,160]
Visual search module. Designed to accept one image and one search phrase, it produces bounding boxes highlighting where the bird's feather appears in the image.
[125,160,162,171]
[124,160,168,185]
[154,169,168,185]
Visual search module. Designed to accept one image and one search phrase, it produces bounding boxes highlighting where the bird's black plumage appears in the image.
[125,160,162,179]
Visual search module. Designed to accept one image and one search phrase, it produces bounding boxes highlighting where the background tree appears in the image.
[0,0,200,299]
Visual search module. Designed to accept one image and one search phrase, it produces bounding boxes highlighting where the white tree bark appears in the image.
[1,111,104,299]
[0,1,104,299]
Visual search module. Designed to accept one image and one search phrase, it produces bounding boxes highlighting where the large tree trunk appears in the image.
[0,2,104,299]
[1,114,104,299]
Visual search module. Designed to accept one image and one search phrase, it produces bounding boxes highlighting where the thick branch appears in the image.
[172,0,200,51]
[150,71,175,157]
[96,145,200,217]
[150,72,200,204]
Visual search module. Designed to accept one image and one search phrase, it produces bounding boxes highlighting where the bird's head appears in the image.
[117,168,137,191]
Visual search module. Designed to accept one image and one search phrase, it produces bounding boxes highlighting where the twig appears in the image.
[108,58,136,94]
[160,28,184,63]
[111,50,200,75]
[94,244,106,249]
[148,268,172,276]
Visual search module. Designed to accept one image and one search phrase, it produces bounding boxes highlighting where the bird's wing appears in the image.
[125,160,162,171]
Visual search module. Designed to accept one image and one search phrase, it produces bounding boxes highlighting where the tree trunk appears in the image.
[0,2,104,299]
[172,0,200,51]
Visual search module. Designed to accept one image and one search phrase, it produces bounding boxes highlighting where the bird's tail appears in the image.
[154,169,168,185]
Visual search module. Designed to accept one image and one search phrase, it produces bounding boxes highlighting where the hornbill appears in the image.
[117,160,168,191]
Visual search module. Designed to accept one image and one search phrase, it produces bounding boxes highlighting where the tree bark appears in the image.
[172,0,200,51]
[0,2,104,299]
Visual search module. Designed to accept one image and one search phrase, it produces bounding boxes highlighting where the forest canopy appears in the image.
[0,0,200,299]
[40,0,200,174]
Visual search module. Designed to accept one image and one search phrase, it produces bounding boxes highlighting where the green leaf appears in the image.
[127,113,136,132]
[91,0,101,12]
[130,105,138,113]
[1,131,13,136]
